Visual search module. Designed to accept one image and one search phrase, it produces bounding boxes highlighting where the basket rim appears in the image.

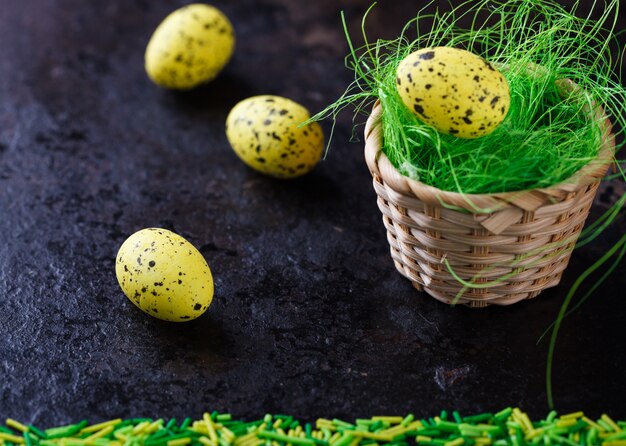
[364,99,616,215]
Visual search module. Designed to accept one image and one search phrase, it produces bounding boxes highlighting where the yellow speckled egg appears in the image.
[226,95,324,179]
[115,228,214,322]
[396,47,510,138]
[145,4,235,89]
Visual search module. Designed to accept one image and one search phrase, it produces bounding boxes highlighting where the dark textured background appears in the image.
[0,0,625,426]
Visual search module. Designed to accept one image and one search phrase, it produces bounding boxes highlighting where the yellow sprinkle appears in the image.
[604,442,626,446]
[194,425,210,436]
[220,425,235,438]
[222,427,236,442]
[241,435,263,446]
[146,420,163,434]
[198,437,214,446]
[417,436,433,443]
[350,432,393,442]
[372,417,403,425]
[84,425,114,442]
[526,428,547,440]
[445,438,465,446]
[168,439,192,446]
[132,422,150,435]
[556,420,577,429]
[329,433,341,444]
[203,413,219,445]
[60,440,84,446]
[560,412,584,421]
[0,433,25,444]
[239,439,258,446]
[380,420,422,437]
[273,420,283,429]
[81,420,122,435]
[235,432,257,446]
[513,411,533,433]
[6,419,28,433]
[602,415,622,432]
[316,420,336,431]
[582,417,606,432]
[112,428,130,441]
[474,438,492,446]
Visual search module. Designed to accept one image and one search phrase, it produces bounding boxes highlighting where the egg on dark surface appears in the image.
[226,95,324,179]
[115,228,214,322]
[145,4,235,89]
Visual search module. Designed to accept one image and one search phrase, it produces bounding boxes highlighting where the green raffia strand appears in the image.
[3,410,626,446]
[308,0,626,409]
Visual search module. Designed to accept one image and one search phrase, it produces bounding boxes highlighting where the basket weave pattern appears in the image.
[364,102,615,307]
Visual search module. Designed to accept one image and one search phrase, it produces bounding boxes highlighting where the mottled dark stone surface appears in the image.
[1,0,625,427]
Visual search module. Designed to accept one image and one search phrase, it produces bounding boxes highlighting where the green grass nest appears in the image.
[313,0,625,195]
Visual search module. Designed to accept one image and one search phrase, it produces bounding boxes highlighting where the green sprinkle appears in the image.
[495,410,513,422]
[548,434,579,446]
[45,421,89,439]
[23,432,34,446]
[598,420,614,433]
[463,415,493,425]
[333,421,355,430]
[510,426,524,446]
[435,421,460,434]
[331,434,354,446]
[370,422,384,432]
[148,430,169,441]
[258,431,316,446]
[180,419,192,430]
[547,413,559,424]
[606,433,626,442]
[417,430,441,437]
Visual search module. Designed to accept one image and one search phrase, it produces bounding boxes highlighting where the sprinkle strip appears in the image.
[3,409,626,446]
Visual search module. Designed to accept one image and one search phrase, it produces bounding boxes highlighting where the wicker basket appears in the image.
[364,98,615,307]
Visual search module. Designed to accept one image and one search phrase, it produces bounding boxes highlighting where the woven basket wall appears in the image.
[364,100,615,308]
